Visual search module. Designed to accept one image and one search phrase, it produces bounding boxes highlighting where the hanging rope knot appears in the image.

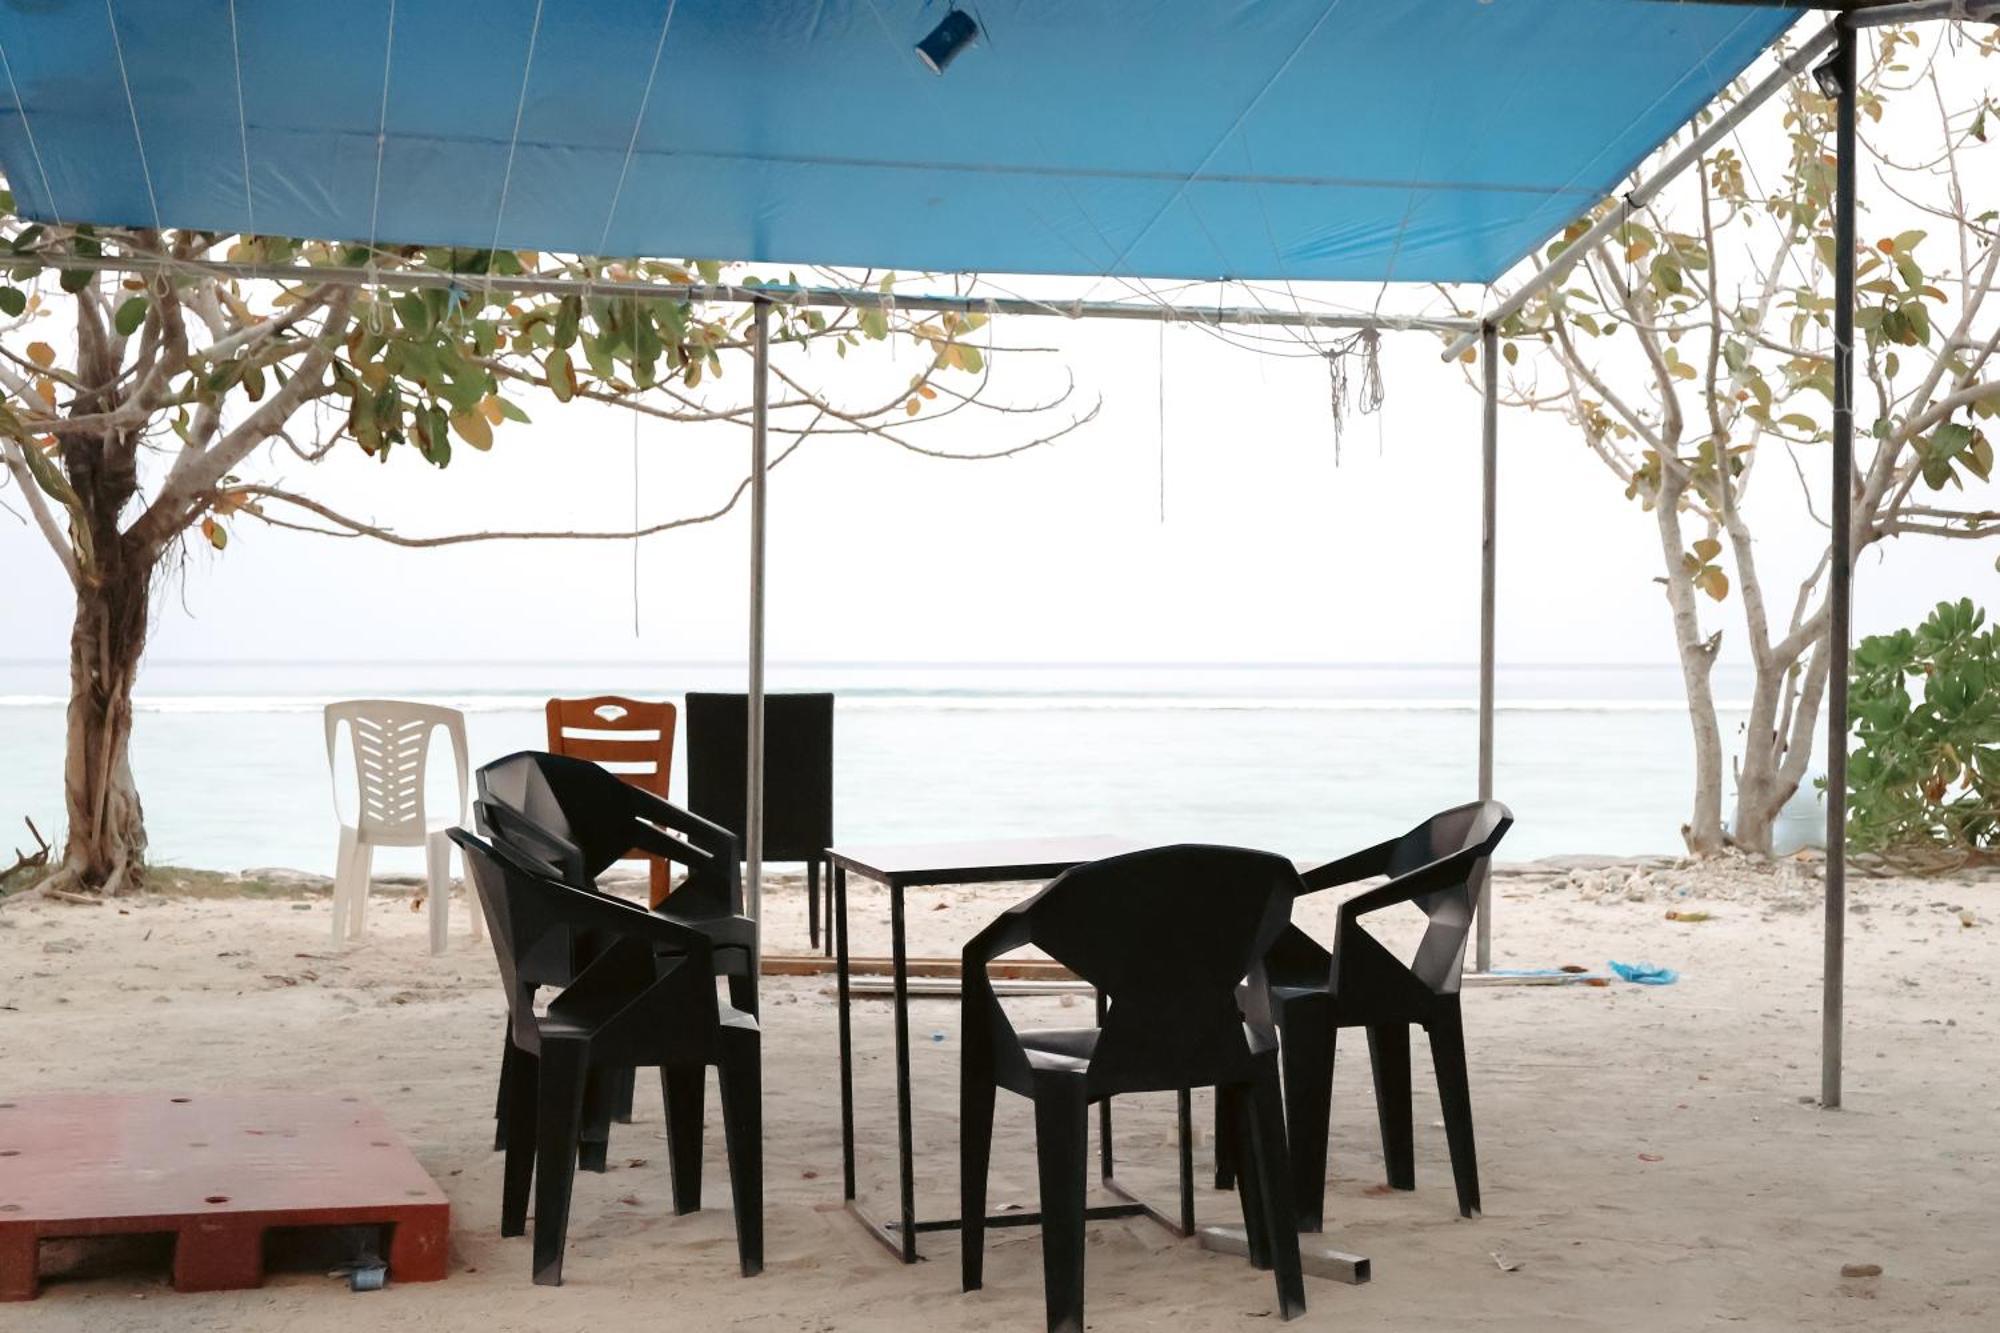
[1323,327,1385,464]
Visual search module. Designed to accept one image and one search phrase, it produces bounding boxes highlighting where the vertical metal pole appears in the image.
[1474,322,1499,973]
[1822,22,1857,1111]
[746,300,770,979]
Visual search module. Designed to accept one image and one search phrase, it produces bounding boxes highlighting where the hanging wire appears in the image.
[1157,318,1167,522]
[631,288,642,636]
[1322,327,1384,464]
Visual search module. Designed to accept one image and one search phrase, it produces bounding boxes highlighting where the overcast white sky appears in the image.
[4,30,1998,674]
[2,282,1992,673]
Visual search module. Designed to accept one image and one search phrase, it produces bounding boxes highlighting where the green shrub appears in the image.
[1847,598,2000,866]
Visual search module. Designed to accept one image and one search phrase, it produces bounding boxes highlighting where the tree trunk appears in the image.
[56,543,151,896]
[1729,665,1793,856]
[1654,485,1727,854]
[1732,630,1832,855]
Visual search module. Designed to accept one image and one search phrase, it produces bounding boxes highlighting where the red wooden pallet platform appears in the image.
[0,1092,449,1301]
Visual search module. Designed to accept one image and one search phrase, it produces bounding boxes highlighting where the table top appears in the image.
[827,834,1140,888]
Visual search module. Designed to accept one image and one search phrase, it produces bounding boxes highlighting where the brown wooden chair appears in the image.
[545,696,679,908]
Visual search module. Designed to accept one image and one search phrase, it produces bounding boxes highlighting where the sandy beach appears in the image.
[3,856,1997,1331]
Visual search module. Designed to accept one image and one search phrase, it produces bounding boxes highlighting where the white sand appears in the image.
[3,857,1997,1331]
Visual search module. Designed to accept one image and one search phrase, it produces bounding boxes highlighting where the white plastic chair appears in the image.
[324,699,478,954]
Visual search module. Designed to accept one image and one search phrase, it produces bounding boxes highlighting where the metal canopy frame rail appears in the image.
[18,0,1995,1115]
[51,252,1475,333]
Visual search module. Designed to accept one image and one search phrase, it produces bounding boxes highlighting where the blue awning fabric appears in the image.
[0,1,1797,284]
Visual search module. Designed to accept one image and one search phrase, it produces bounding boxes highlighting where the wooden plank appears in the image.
[1197,1224,1370,1285]
[761,953,1075,981]
[846,976,1095,999]
[0,1093,449,1302]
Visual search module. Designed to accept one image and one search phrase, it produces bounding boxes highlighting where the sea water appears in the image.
[0,659,1801,875]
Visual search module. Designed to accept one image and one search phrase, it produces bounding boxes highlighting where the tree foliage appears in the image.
[0,201,1092,897]
[1471,23,2000,854]
[1848,597,2000,866]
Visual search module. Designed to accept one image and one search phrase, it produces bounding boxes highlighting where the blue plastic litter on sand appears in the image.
[1608,960,1679,986]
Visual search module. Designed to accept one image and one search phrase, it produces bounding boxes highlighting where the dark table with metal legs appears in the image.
[832,835,1204,1262]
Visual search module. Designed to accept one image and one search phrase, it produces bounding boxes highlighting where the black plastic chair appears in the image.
[450,825,762,1287]
[476,751,755,1182]
[685,691,835,953]
[1217,800,1514,1229]
[961,845,1307,1333]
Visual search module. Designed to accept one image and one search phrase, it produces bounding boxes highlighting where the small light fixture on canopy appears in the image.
[916,8,980,75]
[1810,49,1844,99]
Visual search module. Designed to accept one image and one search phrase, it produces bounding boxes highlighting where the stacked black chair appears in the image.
[450,824,762,1287]
[476,750,755,1182]
[1216,800,1514,1229]
[961,845,1308,1333]
[684,691,835,953]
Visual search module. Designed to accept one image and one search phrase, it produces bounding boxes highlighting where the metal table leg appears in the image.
[835,864,855,1201]
[890,882,917,1262]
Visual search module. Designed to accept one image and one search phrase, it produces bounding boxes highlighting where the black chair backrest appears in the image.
[1024,844,1299,1094]
[684,692,833,861]
[477,750,739,918]
[1393,800,1514,992]
[451,825,721,1053]
[478,750,635,883]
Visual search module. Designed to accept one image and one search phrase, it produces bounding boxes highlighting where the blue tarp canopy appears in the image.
[0,1,1796,284]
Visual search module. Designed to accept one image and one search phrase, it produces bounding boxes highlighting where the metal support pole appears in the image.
[746,300,770,977]
[1822,20,1857,1112]
[1474,323,1499,974]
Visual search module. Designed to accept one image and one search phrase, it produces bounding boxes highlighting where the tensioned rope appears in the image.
[226,0,254,232]
[365,0,398,257]
[483,0,546,304]
[599,0,680,256]
[1090,0,1348,295]
[102,0,162,232]
[0,38,61,226]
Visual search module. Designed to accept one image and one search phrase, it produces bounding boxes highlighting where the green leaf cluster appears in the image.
[1846,598,2000,863]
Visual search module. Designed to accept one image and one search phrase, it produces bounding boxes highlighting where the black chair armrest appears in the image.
[1299,836,1397,895]
[1335,843,1486,923]
[626,819,713,870]
[623,784,739,858]
[463,825,718,968]
[682,912,758,953]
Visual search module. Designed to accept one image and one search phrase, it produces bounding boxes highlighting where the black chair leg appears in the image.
[1032,1076,1090,1333]
[727,968,760,1020]
[716,1032,764,1276]
[1368,1021,1415,1191]
[1278,998,1335,1233]
[1225,1083,1272,1271]
[1428,1004,1481,1218]
[610,1065,637,1125]
[1213,1085,1238,1191]
[532,1038,590,1286]
[578,1067,613,1173]
[960,1061,996,1292]
[500,1046,539,1237]
[494,1032,519,1151]
[664,1065,707,1215]
[1246,1055,1307,1320]
[823,858,836,958]
[807,858,821,952]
